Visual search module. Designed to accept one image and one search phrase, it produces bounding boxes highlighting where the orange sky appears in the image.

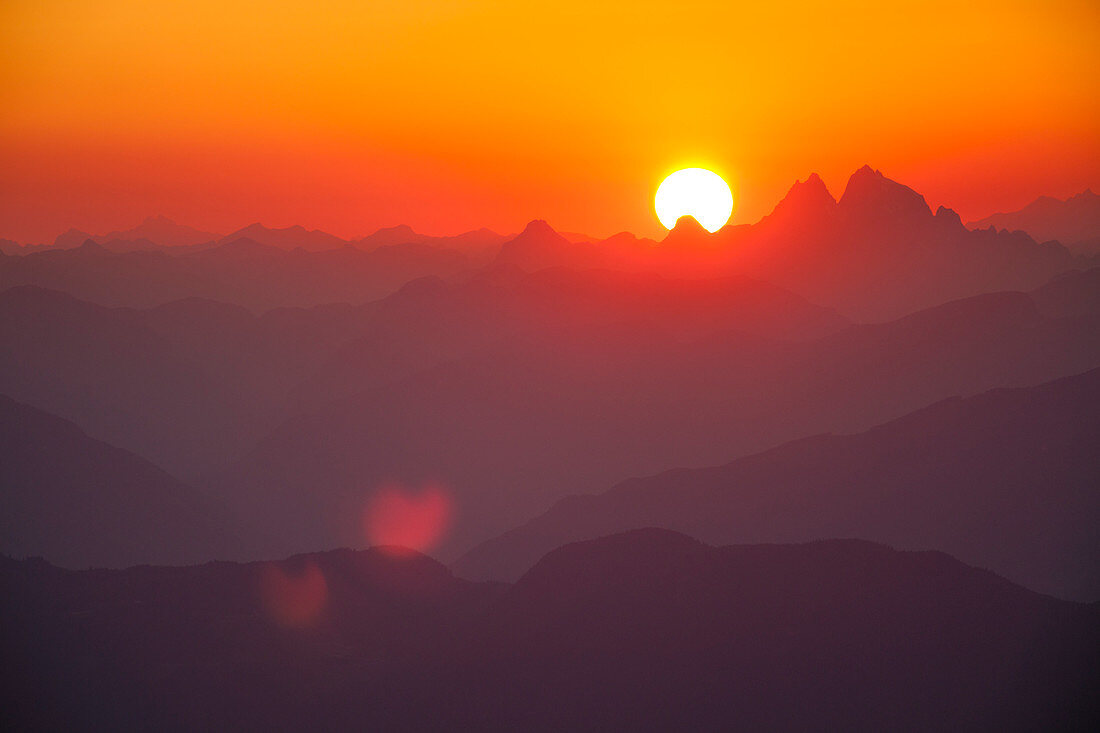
[2,0,1098,243]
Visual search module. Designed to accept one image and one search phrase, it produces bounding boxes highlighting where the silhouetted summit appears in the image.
[765,172,837,224]
[935,204,964,227]
[839,164,931,221]
[494,219,575,270]
[517,219,559,238]
[661,214,711,244]
[76,238,111,255]
[357,223,424,249]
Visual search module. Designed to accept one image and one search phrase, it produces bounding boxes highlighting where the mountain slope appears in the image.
[969,189,1100,254]
[0,286,254,478]
[217,274,1100,564]
[456,369,1100,600]
[294,265,849,406]
[0,394,237,567]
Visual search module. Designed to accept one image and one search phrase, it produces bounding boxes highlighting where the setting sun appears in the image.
[655,168,735,233]
[2,1,1097,728]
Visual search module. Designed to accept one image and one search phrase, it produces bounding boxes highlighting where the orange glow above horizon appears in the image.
[1,1,1098,243]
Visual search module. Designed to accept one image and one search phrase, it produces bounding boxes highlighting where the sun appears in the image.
[655,168,734,233]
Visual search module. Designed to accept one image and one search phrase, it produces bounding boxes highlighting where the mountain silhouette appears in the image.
[0,286,255,478]
[213,269,1100,563]
[838,164,931,222]
[475,167,1083,320]
[722,166,1080,319]
[1029,266,1100,318]
[456,368,1100,600]
[763,172,836,226]
[293,264,849,407]
[103,215,217,248]
[3,530,1095,730]
[52,227,97,249]
[664,213,710,238]
[218,222,348,252]
[0,238,57,255]
[0,236,475,311]
[494,219,579,270]
[5,169,1084,320]
[53,216,217,250]
[356,223,425,248]
[356,224,506,261]
[0,394,237,567]
[968,189,1100,255]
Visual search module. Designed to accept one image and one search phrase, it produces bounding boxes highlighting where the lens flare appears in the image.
[259,561,328,628]
[364,483,451,555]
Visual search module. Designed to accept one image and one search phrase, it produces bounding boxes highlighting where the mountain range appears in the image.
[0,394,237,568]
[456,367,1100,601]
[969,189,1100,255]
[211,269,1100,564]
[2,167,1092,321]
[3,265,1097,566]
[490,168,1082,321]
[3,167,1099,730]
[3,529,1095,731]
[53,215,219,250]
[0,236,474,311]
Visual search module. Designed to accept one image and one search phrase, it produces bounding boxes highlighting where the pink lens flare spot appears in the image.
[364,483,452,555]
[259,561,328,628]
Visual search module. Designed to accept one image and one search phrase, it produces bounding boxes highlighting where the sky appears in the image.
[1,0,1098,243]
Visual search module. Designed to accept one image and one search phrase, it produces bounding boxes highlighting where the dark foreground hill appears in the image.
[2,529,1096,731]
[456,368,1100,602]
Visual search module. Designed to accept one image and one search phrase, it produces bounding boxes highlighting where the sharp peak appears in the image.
[660,215,712,242]
[77,238,109,252]
[934,205,963,226]
[775,173,836,207]
[845,165,910,189]
[230,222,269,234]
[517,219,563,238]
[839,164,930,214]
[672,214,708,231]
